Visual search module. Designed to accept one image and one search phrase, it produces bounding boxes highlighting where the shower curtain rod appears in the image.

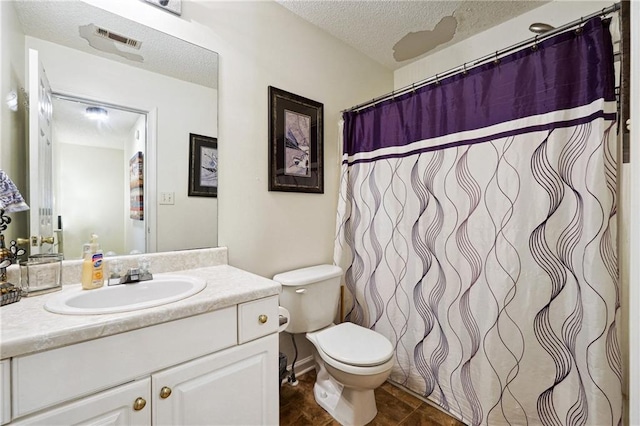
[344,2,621,113]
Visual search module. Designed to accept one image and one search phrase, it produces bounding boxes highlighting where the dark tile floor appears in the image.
[280,370,466,426]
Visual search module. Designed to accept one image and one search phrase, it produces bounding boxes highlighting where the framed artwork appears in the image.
[268,86,324,193]
[129,151,144,220]
[188,133,218,197]
[141,0,182,15]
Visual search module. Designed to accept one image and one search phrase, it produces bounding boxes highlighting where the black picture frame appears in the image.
[188,133,217,197]
[268,86,324,193]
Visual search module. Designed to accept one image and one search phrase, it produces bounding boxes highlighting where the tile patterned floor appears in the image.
[280,370,466,426]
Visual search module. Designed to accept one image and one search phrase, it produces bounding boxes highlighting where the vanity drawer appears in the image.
[238,296,279,344]
[12,307,236,419]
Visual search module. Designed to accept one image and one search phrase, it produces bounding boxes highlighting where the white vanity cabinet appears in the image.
[6,296,279,425]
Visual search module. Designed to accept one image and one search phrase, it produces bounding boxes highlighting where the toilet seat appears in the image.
[316,322,393,366]
[307,323,394,376]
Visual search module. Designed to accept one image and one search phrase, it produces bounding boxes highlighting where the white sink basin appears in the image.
[44,274,207,315]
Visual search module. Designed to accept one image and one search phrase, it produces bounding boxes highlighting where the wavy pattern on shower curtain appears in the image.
[334,17,622,426]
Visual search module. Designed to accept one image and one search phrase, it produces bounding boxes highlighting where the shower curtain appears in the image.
[335,17,621,426]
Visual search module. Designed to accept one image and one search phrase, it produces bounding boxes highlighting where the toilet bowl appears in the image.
[306,322,394,426]
[275,264,394,426]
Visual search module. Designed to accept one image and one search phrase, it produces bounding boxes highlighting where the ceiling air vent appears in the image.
[94,27,142,50]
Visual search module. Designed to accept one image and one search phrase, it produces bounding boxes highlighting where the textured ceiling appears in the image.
[13,0,218,89]
[277,0,549,70]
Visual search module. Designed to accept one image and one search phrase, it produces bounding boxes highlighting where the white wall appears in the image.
[0,1,27,243]
[24,36,218,253]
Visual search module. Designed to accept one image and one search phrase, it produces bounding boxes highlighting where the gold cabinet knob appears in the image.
[133,397,147,411]
[258,314,268,324]
[160,386,172,399]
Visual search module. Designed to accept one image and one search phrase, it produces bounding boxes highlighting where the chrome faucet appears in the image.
[107,257,153,286]
[120,267,153,284]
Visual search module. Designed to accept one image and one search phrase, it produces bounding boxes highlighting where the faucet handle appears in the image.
[138,257,151,274]
[109,259,124,277]
[107,259,124,286]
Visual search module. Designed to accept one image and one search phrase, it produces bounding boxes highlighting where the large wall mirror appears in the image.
[3,0,219,259]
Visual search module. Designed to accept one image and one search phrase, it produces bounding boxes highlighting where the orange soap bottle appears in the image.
[81,234,104,290]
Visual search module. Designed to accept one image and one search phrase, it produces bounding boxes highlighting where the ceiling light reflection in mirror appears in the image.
[84,106,108,121]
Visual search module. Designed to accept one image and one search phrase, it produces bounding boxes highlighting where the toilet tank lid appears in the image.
[273,264,343,286]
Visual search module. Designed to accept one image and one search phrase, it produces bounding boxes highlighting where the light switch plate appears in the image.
[160,192,175,205]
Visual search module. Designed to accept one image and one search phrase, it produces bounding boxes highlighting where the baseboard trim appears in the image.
[281,355,314,385]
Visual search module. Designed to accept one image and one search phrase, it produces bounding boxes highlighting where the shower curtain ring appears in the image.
[601,8,609,24]
[493,51,500,65]
[435,74,440,85]
[576,17,583,35]
[462,63,468,75]
[412,84,416,93]
[532,35,539,51]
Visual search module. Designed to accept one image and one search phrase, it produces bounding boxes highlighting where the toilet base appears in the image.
[313,363,377,426]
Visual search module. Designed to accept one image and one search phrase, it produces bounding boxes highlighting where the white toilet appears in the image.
[275,264,394,426]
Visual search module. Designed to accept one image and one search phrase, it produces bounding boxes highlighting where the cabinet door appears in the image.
[152,334,278,426]
[11,378,150,426]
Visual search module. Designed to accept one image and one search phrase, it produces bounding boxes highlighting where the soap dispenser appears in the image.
[81,234,104,290]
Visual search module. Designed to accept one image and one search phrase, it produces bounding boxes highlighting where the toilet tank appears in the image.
[275,265,343,333]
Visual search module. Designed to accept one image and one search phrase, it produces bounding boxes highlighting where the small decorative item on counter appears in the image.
[81,234,104,290]
[0,281,21,306]
[1,169,30,305]
[19,253,63,296]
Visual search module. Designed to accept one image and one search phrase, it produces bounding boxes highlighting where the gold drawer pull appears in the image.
[160,386,172,399]
[133,397,146,411]
[258,314,268,324]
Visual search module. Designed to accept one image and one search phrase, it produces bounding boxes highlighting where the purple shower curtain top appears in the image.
[343,17,615,158]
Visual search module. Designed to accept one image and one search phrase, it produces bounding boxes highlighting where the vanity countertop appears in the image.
[0,265,281,359]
